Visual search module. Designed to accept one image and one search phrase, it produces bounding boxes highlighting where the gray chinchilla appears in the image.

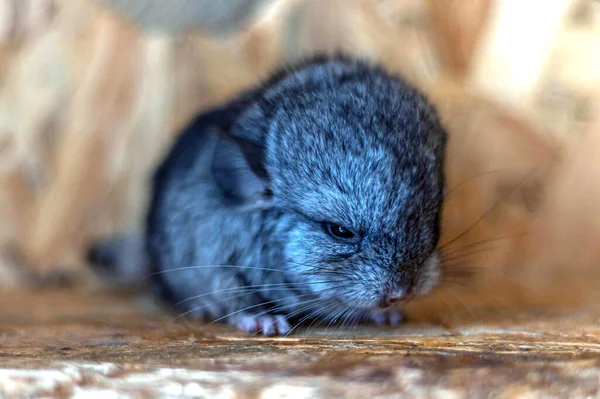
[89,54,448,336]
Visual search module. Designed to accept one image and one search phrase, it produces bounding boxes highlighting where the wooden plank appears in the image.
[0,290,600,398]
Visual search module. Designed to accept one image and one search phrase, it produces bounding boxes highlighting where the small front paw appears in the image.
[229,314,291,336]
[368,308,405,326]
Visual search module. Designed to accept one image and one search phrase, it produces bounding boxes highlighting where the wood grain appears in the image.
[1,290,600,398]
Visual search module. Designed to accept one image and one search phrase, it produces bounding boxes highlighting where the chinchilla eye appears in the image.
[323,223,360,242]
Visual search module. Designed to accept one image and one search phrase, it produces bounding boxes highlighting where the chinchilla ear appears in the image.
[212,134,271,208]
[226,102,272,181]
[207,96,274,207]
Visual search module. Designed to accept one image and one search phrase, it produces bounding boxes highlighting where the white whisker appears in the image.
[175,280,345,306]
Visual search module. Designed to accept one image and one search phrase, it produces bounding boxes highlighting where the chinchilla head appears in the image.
[224,55,447,310]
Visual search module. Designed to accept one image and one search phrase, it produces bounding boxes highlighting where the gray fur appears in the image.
[141,54,447,334]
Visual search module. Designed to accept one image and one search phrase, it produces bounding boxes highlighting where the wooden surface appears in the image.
[2,290,600,398]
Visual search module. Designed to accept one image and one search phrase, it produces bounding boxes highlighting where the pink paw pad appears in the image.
[231,314,291,336]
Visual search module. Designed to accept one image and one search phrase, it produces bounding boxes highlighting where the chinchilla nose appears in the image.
[383,286,414,307]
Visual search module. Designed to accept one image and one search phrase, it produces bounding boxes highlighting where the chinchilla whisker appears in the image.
[449,289,515,319]
[321,306,353,338]
[316,308,344,340]
[285,261,332,269]
[439,167,538,250]
[441,261,504,276]
[440,270,481,285]
[441,263,484,277]
[288,311,322,337]
[297,305,334,337]
[444,168,511,199]
[297,265,345,274]
[248,301,318,337]
[268,290,341,320]
[287,301,338,337]
[323,307,360,339]
[175,291,321,324]
[441,239,507,257]
[443,246,500,260]
[346,308,364,331]
[207,289,340,327]
[330,306,351,327]
[175,280,346,306]
[442,263,487,273]
[439,280,475,289]
[461,267,516,284]
[176,290,264,313]
[263,289,342,323]
[445,290,479,319]
[302,272,347,280]
[262,299,334,338]
[174,286,339,322]
[440,234,527,257]
[286,304,334,336]
[175,283,338,312]
[442,247,502,263]
[440,278,479,289]
[285,261,347,275]
[236,298,334,337]
[145,264,287,278]
[440,263,519,289]
[150,262,346,280]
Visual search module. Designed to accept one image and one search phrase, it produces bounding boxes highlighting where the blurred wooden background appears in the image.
[0,0,599,319]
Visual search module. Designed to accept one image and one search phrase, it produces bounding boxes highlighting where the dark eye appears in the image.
[323,223,359,242]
